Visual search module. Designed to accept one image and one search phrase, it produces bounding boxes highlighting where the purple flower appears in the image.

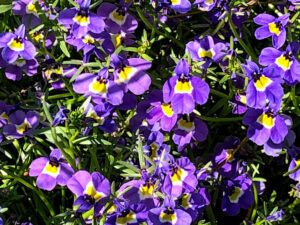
[288,158,300,181]
[163,59,210,114]
[259,43,300,85]
[81,100,117,134]
[254,13,289,49]
[104,202,148,225]
[120,172,159,209]
[243,108,288,146]
[58,0,105,38]
[263,116,295,157]
[194,0,216,11]
[172,116,208,149]
[12,0,41,28]
[73,67,124,105]
[186,36,227,69]
[67,170,111,215]
[178,189,211,221]
[242,60,283,111]
[111,55,152,95]
[266,209,285,222]
[52,107,70,127]
[0,24,37,63]
[169,0,191,14]
[0,101,14,128]
[0,57,38,81]
[29,149,74,191]
[162,157,198,197]
[66,31,114,62]
[146,95,178,132]
[230,93,247,115]
[3,110,39,139]
[97,3,138,34]
[42,59,76,90]
[148,197,192,225]
[212,136,242,178]
[221,174,253,216]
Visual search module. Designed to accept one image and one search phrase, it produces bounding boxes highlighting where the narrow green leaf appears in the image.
[59,40,70,58]
[0,5,11,14]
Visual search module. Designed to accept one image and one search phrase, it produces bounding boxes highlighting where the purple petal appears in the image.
[255,26,272,40]
[191,77,209,105]
[20,41,36,60]
[253,14,275,25]
[29,157,48,177]
[36,174,57,191]
[171,94,195,114]
[127,72,151,95]
[67,170,91,196]
[259,47,282,66]
[2,47,19,63]
[56,163,74,186]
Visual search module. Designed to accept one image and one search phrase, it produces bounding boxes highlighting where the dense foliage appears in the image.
[0,0,300,224]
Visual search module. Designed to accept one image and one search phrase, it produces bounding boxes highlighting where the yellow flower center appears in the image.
[198,48,213,58]
[16,120,31,134]
[159,210,177,223]
[83,34,95,44]
[89,79,107,94]
[150,143,159,159]
[171,168,188,185]
[44,162,60,177]
[275,54,292,71]
[116,211,136,225]
[84,182,104,201]
[239,95,247,105]
[229,187,244,203]
[73,15,90,26]
[0,112,9,120]
[257,113,275,129]
[27,2,37,13]
[170,0,181,5]
[112,11,125,22]
[174,80,193,94]
[32,32,44,42]
[268,22,281,36]
[117,67,136,83]
[139,183,154,199]
[86,110,104,124]
[181,194,191,209]
[254,75,272,91]
[113,34,122,48]
[161,103,174,117]
[8,39,24,51]
[178,118,195,132]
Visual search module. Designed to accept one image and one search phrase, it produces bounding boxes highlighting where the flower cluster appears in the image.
[1,0,300,224]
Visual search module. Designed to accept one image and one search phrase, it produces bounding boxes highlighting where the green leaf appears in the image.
[0,5,11,14]
[59,40,70,58]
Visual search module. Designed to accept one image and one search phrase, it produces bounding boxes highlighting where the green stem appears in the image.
[135,6,184,49]
[41,96,76,169]
[198,115,243,122]
[228,14,257,62]
[290,86,300,115]
[250,182,258,221]
[210,89,230,99]
[206,205,217,225]
[291,11,300,23]
[0,174,55,217]
[283,163,300,176]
